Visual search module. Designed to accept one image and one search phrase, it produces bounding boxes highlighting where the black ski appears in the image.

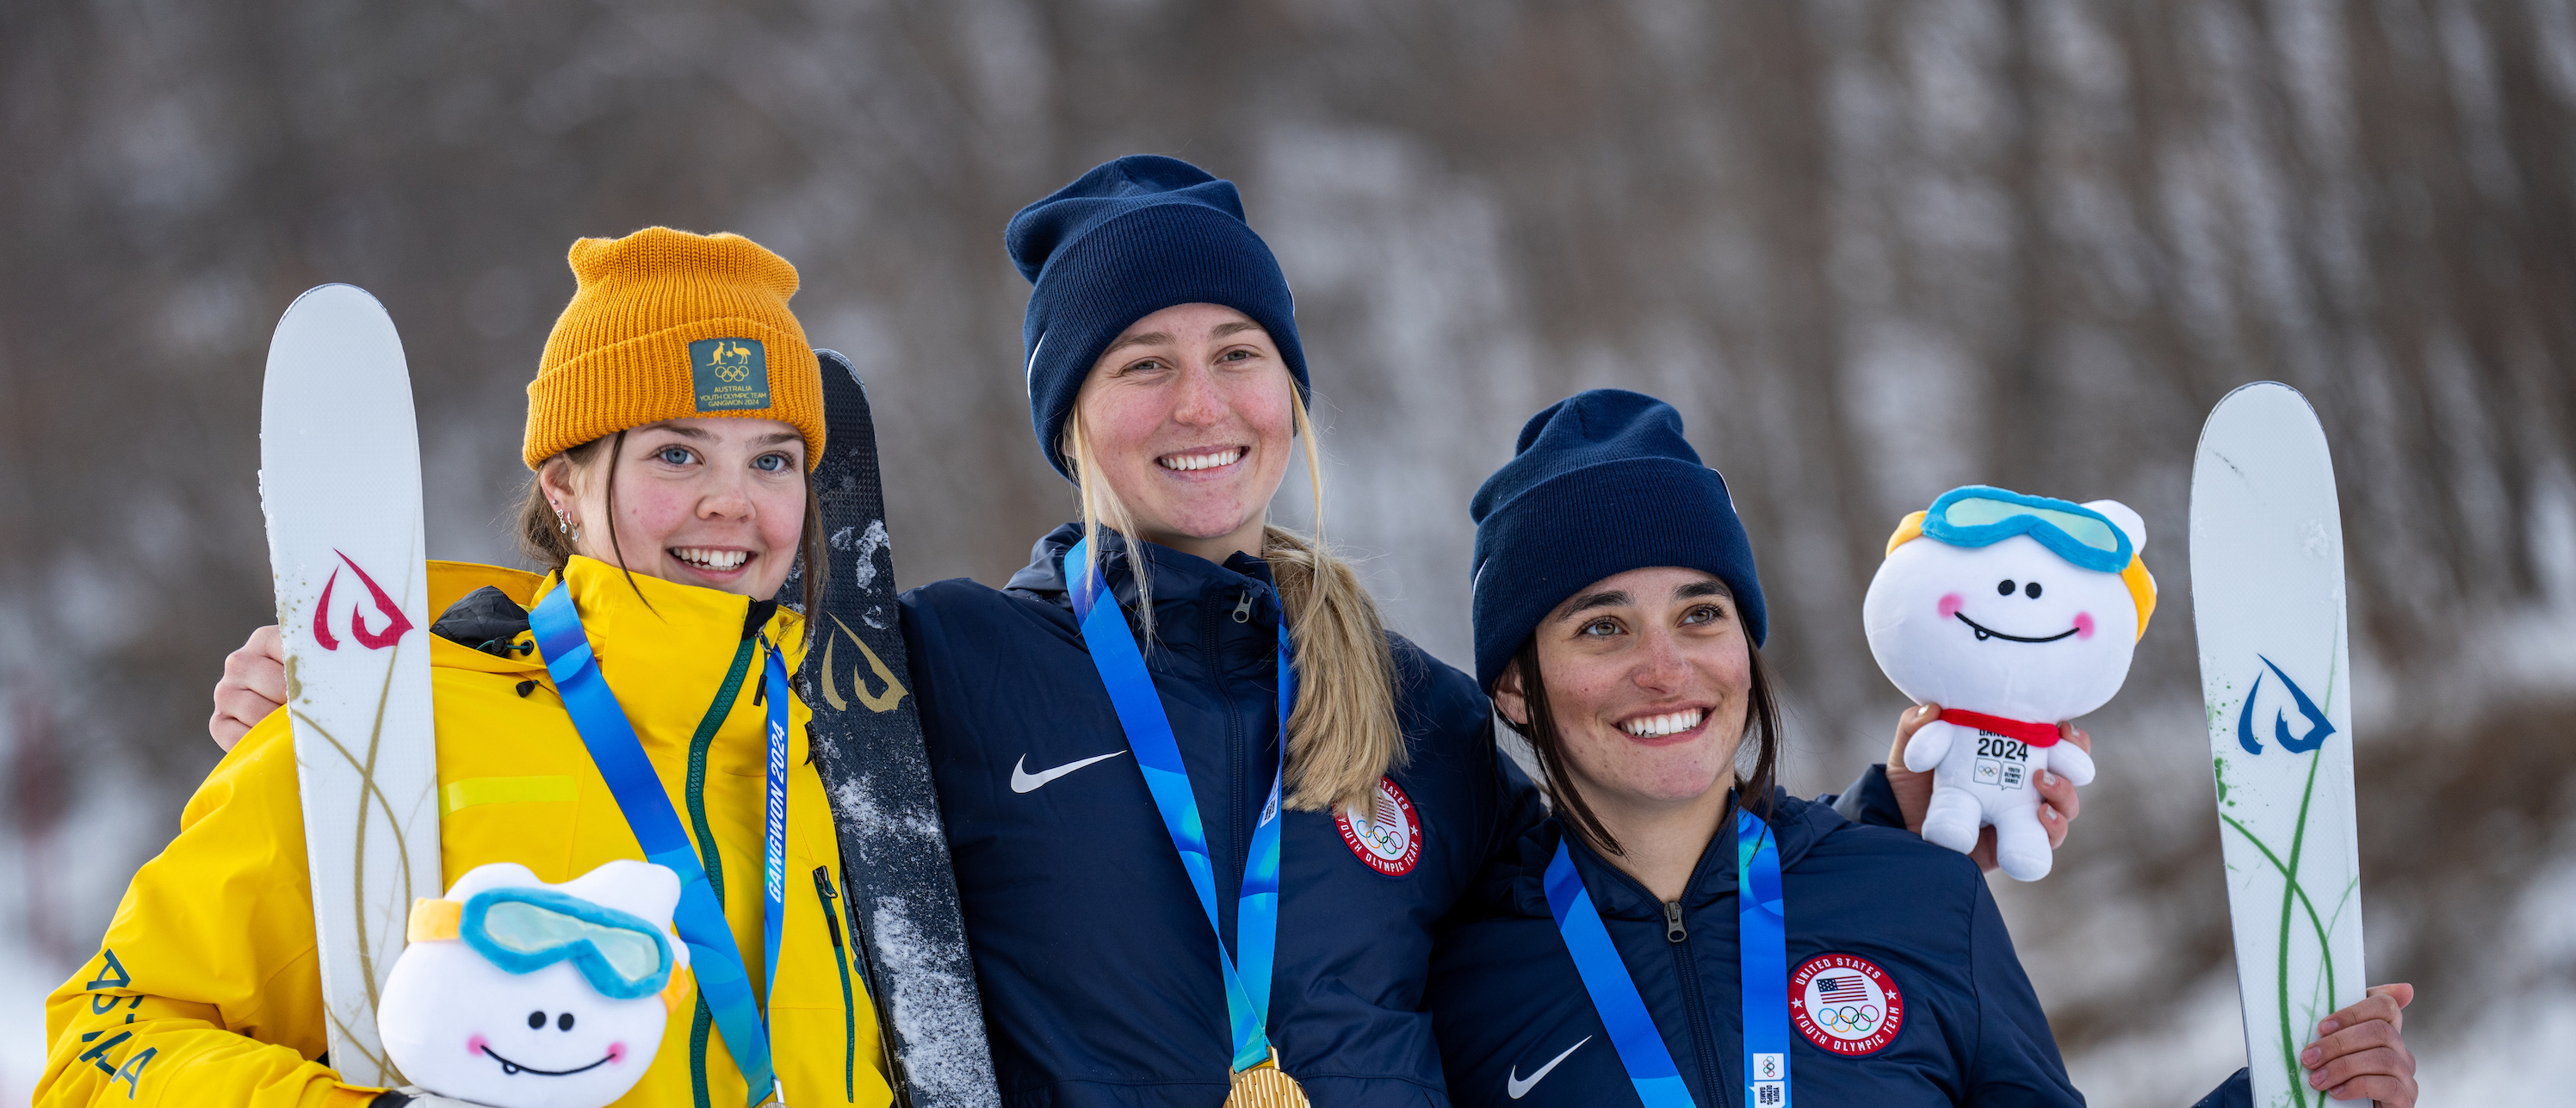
[783,350,998,1107]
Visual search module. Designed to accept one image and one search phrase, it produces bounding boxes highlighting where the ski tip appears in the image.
[271,284,396,346]
[263,282,413,417]
[281,282,388,316]
[2195,381,2320,450]
[2213,380,2309,409]
[816,348,869,398]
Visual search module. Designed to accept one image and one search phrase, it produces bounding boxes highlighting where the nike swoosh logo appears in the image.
[1010,751,1127,793]
[1507,1035,1590,1099]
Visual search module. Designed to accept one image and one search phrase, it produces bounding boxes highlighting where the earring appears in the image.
[553,504,570,535]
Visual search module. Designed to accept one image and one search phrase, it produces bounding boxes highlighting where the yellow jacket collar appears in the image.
[528,555,811,672]
[424,557,812,682]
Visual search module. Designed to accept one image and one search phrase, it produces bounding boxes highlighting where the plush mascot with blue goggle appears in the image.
[1862,486,2157,882]
[377,860,692,1108]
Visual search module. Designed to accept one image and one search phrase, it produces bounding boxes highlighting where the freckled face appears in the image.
[542,418,808,598]
[1071,303,1297,557]
[1495,567,1754,812]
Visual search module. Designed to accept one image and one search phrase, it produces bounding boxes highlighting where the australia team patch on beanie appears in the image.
[523,226,823,470]
[1005,155,1309,479]
[1468,389,1768,690]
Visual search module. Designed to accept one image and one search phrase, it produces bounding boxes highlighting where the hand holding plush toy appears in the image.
[1862,486,2156,881]
[379,861,689,1108]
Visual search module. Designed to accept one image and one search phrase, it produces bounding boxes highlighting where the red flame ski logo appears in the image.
[313,550,414,651]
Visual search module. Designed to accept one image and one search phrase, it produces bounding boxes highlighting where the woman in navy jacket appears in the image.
[1427,390,2418,1108]
[891,155,1548,1107]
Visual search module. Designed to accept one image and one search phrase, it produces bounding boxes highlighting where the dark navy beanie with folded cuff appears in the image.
[1468,388,1767,690]
[1005,155,1310,480]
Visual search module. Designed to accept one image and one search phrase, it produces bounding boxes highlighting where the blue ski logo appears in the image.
[2236,655,2336,756]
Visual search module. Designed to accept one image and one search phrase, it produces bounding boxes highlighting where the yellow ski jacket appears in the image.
[40,558,892,1108]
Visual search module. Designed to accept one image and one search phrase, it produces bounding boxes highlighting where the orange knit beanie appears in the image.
[523,227,822,470]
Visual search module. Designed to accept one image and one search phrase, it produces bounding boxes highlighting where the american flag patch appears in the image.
[1793,952,1906,1055]
[1814,976,1869,1004]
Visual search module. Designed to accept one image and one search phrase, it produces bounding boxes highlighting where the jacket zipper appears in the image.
[1211,590,1248,912]
[684,637,758,1108]
[813,866,858,1103]
[1667,900,1731,1106]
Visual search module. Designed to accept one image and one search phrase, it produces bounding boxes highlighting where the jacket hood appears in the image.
[1489,788,1848,922]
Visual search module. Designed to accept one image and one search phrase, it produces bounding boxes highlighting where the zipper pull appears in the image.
[1233,590,1254,623]
[1663,901,1687,943]
[811,866,844,947]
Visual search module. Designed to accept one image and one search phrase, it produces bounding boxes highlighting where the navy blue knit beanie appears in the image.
[1005,155,1309,479]
[1469,389,1767,690]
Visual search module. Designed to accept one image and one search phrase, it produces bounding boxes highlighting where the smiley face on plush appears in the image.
[380,860,689,1108]
[1861,486,2156,881]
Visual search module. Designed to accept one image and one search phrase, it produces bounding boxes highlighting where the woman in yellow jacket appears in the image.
[39,229,893,1108]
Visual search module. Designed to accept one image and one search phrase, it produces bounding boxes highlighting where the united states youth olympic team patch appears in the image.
[1335,777,1422,877]
[1791,953,1904,1055]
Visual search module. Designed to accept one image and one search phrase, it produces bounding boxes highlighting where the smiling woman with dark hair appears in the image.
[1427,389,2418,1108]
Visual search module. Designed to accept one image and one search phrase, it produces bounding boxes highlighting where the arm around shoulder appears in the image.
[37,720,377,1108]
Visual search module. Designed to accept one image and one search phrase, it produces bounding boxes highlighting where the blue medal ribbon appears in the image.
[1542,804,1793,1108]
[1736,809,1793,1108]
[1543,840,1693,1108]
[1065,539,1291,1073]
[530,585,790,1106]
[759,643,790,1024]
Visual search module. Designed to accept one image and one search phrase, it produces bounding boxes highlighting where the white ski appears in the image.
[2189,382,2366,1108]
[259,284,441,1088]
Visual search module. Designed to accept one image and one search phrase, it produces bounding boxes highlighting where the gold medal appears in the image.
[1223,1048,1310,1108]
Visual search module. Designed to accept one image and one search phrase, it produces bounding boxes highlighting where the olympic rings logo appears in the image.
[1817,1004,1881,1035]
[713,363,750,381]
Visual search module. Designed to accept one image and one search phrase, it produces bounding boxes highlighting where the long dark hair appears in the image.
[1498,636,1783,857]
[517,430,827,636]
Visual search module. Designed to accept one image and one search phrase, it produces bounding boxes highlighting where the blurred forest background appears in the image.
[5,0,2573,1102]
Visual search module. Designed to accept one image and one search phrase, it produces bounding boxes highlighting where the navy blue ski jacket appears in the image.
[901,525,1547,1107]
[1427,791,2085,1108]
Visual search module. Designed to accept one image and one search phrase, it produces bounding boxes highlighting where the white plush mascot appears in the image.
[1862,486,2157,881]
[378,860,689,1108]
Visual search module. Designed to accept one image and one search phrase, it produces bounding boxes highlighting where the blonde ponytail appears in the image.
[1063,397,1406,814]
[1065,412,1152,626]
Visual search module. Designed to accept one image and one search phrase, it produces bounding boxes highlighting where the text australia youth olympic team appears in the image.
[89,157,2412,1107]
